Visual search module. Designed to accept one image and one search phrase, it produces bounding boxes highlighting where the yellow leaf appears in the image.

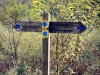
[85,6,91,9]
[83,16,87,20]
[71,13,74,16]
[68,6,75,10]
[88,20,91,22]
[33,1,39,4]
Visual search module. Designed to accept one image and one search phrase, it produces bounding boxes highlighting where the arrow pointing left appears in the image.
[13,21,42,32]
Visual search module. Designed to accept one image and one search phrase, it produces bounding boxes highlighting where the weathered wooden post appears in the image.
[42,11,50,75]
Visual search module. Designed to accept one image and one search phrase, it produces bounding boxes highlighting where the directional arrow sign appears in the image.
[13,21,86,34]
[13,21,42,32]
[49,22,86,34]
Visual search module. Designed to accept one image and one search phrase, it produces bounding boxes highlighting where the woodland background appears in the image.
[0,0,100,75]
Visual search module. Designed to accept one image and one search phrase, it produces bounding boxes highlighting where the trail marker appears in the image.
[13,11,86,75]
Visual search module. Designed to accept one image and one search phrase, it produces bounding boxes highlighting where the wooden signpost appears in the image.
[42,11,50,75]
[13,11,86,75]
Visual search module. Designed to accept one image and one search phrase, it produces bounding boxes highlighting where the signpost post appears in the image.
[13,11,86,75]
[42,11,50,75]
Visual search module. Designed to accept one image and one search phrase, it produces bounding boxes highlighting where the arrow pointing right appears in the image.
[49,22,86,34]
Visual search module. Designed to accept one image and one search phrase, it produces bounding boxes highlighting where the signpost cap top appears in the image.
[42,11,50,21]
[42,11,50,15]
